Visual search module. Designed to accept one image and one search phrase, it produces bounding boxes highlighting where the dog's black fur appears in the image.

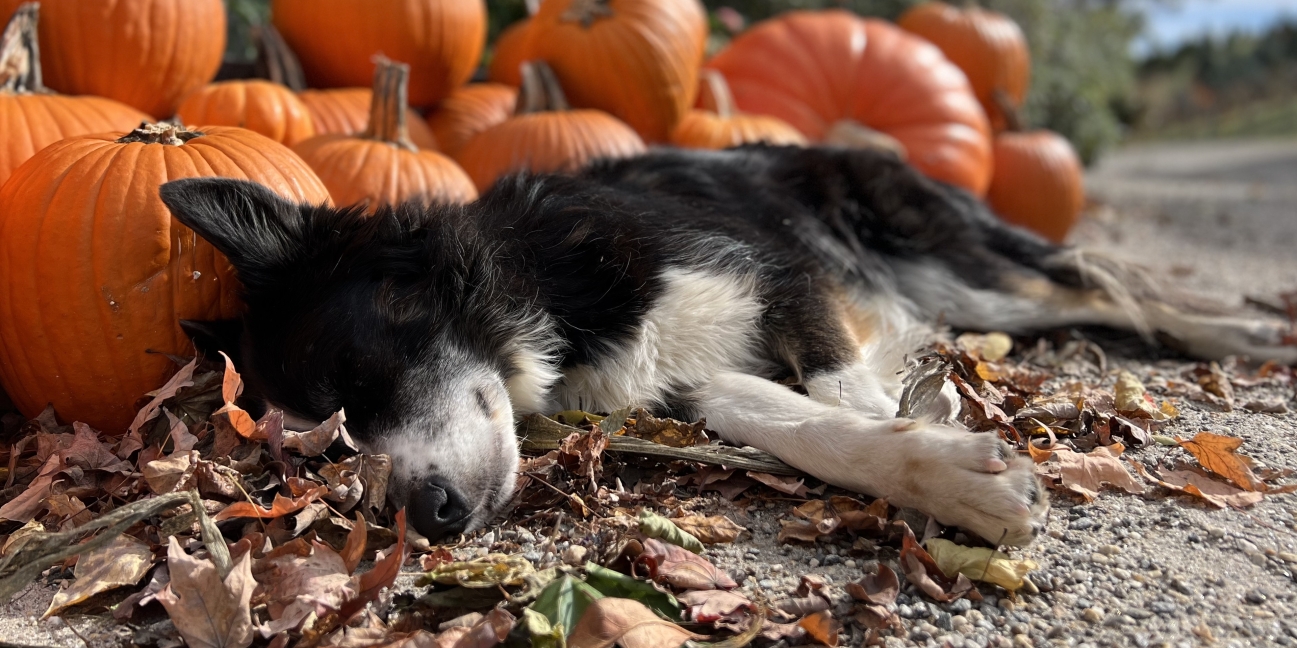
[160,145,1291,543]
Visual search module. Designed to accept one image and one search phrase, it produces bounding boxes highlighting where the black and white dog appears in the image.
[158,145,1296,546]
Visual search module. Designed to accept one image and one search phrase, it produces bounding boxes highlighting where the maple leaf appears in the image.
[1177,432,1263,491]
[44,535,154,617]
[214,486,328,521]
[156,535,256,648]
[1131,463,1264,509]
[255,537,357,637]
[1047,445,1145,500]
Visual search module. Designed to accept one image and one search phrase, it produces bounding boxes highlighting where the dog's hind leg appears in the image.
[694,370,1048,546]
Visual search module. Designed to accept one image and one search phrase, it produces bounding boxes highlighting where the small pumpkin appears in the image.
[488,18,532,87]
[0,5,148,187]
[706,10,993,195]
[294,58,477,212]
[457,61,646,192]
[0,123,330,431]
[1,0,226,118]
[428,83,518,159]
[898,2,1031,132]
[177,80,316,146]
[273,0,486,108]
[523,0,708,142]
[670,70,806,150]
[298,87,438,150]
[987,129,1084,243]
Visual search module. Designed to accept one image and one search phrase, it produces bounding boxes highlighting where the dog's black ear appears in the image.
[159,178,304,279]
[180,318,243,364]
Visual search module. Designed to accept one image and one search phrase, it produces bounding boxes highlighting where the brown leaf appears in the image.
[338,509,409,620]
[165,411,200,453]
[898,526,978,603]
[679,589,752,622]
[127,358,198,441]
[1053,445,1145,500]
[44,534,154,617]
[64,423,133,474]
[1178,432,1263,491]
[282,411,346,456]
[215,487,328,521]
[142,451,197,495]
[748,472,808,496]
[667,515,745,544]
[442,608,514,648]
[0,453,60,522]
[798,611,841,647]
[340,512,368,574]
[1131,463,1264,509]
[847,564,899,606]
[635,538,737,591]
[567,598,700,648]
[558,428,609,487]
[624,409,708,447]
[156,535,256,648]
[255,538,356,636]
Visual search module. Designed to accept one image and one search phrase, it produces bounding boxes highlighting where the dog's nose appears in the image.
[408,477,472,541]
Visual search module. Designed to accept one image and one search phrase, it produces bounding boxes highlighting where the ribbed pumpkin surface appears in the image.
[487,19,532,87]
[298,88,438,150]
[1,0,227,118]
[428,83,518,159]
[272,0,486,107]
[671,111,807,150]
[0,93,148,188]
[987,130,1085,243]
[457,111,645,192]
[0,125,330,431]
[295,136,477,210]
[898,2,1030,132]
[178,80,316,146]
[706,10,993,195]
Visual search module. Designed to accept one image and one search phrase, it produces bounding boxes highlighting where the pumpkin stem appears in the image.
[0,2,43,94]
[823,120,908,160]
[697,70,738,119]
[362,56,417,151]
[561,0,613,28]
[993,89,1025,132]
[525,0,540,16]
[516,61,572,114]
[117,122,205,146]
[253,24,306,92]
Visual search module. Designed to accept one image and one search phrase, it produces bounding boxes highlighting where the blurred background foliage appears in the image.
[232,1,1297,165]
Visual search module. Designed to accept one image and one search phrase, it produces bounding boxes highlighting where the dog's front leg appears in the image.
[694,371,1048,546]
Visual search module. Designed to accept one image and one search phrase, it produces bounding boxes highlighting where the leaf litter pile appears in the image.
[0,334,1294,648]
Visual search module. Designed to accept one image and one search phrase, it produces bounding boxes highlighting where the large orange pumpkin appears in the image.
[706,10,993,195]
[272,0,486,108]
[294,59,477,211]
[0,124,330,431]
[1,0,226,118]
[523,0,708,142]
[298,88,438,150]
[428,83,518,159]
[177,80,316,146]
[457,62,646,192]
[488,18,532,87]
[986,129,1084,243]
[671,70,806,150]
[0,5,148,188]
[898,2,1031,132]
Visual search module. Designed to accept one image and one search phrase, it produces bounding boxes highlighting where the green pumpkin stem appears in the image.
[0,3,43,94]
[363,56,417,152]
[516,61,571,114]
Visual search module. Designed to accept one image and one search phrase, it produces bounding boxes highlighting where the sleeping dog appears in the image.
[158,145,1297,546]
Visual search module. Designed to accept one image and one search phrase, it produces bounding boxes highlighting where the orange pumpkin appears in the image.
[898,2,1031,132]
[986,130,1084,243]
[671,70,806,150]
[294,59,477,211]
[523,0,708,142]
[428,83,518,159]
[488,18,532,87]
[272,0,486,108]
[298,88,438,150]
[0,123,330,431]
[705,10,993,195]
[457,62,646,192]
[177,80,316,146]
[1,0,226,118]
[0,5,148,187]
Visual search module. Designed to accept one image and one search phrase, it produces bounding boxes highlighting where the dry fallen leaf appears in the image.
[1050,445,1145,500]
[898,526,978,603]
[624,409,708,447]
[847,564,899,606]
[925,539,1038,591]
[44,534,154,617]
[255,538,356,636]
[127,357,198,440]
[666,515,745,545]
[747,472,809,496]
[282,411,347,456]
[1177,432,1263,492]
[1114,371,1169,420]
[422,554,535,589]
[215,487,328,521]
[142,451,197,494]
[1131,463,1264,509]
[156,535,256,648]
[798,610,841,647]
[957,332,1013,362]
[567,597,700,648]
[679,589,752,622]
[635,539,737,591]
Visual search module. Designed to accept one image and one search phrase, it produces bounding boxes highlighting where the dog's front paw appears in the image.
[878,423,1048,546]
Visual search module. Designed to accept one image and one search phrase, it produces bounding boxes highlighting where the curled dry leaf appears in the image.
[255,538,356,637]
[638,509,704,553]
[679,589,752,623]
[436,608,515,648]
[798,610,841,647]
[847,564,899,606]
[624,409,708,447]
[1045,445,1145,500]
[667,515,745,544]
[126,357,198,442]
[214,486,329,521]
[747,471,809,496]
[156,535,256,648]
[924,538,1038,591]
[1177,432,1263,492]
[282,410,347,456]
[1131,463,1264,509]
[422,554,535,589]
[44,534,154,617]
[899,526,979,603]
[142,451,197,494]
[1114,371,1170,420]
[635,538,737,591]
[567,597,700,648]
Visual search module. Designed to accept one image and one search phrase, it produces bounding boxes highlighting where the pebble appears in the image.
[1245,590,1268,605]
[1099,544,1122,555]
[1070,517,1097,530]
[808,558,819,568]
[1206,527,1227,540]
[1149,601,1177,615]
[844,560,857,568]
[950,598,972,613]
[1090,553,1112,565]
[1279,552,1297,564]
[1013,635,1033,648]
[1249,552,1268,566]
[1082,607,1105,623]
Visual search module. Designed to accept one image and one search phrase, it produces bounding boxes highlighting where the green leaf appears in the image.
[416,585,506,609]
[582,563,680,621]
[638,509,704,553]
[529,575,604,640]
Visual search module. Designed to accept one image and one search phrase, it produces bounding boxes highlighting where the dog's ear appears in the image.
[159,178,305,279]
[180,318,243,364]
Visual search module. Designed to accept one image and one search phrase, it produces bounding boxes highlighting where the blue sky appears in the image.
[1135,0,1297,55]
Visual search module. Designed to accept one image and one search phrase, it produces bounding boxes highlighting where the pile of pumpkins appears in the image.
[0,0,1084,431]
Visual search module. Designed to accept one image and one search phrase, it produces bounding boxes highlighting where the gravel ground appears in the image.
[2,137,1296,647]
